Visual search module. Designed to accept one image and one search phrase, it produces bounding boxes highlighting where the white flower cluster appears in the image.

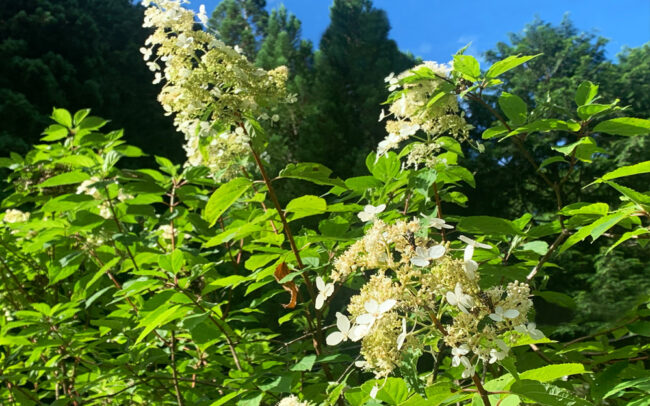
[2,209,30,224]
[276,395,311,406]
[140,1,289,178]
[377,61,470,159]
[326,211,543,379]
[76,177,132,219]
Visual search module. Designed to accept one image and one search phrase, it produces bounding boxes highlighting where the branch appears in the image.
[526,229,569,281]
[170,331,185,406]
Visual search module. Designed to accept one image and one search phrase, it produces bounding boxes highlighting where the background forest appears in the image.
[2,0,648,337]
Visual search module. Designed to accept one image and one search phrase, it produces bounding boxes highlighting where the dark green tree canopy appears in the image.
[0,0,180,160]
[302,0,415,176]
[208,0,268,59]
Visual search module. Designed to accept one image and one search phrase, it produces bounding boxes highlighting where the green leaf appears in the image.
[438,136,464,157]
[606,228,650,254]
[504,119,579,140]
[628,321,650,337]
[344,388,369,406]
[498,92,527,126]
[237,392,264,406]
[593,117,650,136]
[485,54,540,78]
[521,241,549,255]
[510,380,591,406]
[210,391,243,406]
[73,108,91,125]
[51,107,72,128]
[575,81,599,106]
[482,125,508,140]
[603,377,650,399]
[135,305,186,344]
[291,355,316,371]
[375,377,409,405]
[519,363,585,382]
[41,124,69,141]
[39,170,90,188]
[171,249,185,274]
[155,155,178,176]
[345,176,384,192]
[538,156,567,171]
[371,151,400,182]
[258,374,293,393]
[285,195,327,221]
[577,103,612,120]
[596,161,650,183]
[77,115,109,131]
[551,137,603,159]
[453,54,480,80]
[409,169,437,200]
[424,382,455,404]
[591,362,629,400]
[203,177,252,227]
[560,209,633,253]
[604,181,650,206]
[0,335,32,346]
[457,216,522,236]
[103,150,121,173]
[279,162,347,189]
[560,202,609,216]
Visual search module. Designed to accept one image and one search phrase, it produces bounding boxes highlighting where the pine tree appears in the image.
[302,0,415,176]
[207,0,268,60]
[255,5,312,77]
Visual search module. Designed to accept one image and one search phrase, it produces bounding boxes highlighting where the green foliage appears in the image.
[1,4,649,405]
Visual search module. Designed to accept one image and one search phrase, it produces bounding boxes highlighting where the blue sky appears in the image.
[193,0,650,63]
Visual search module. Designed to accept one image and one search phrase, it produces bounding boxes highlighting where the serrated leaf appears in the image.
[41,124,69,141]
[285,195,327,221]
[596,161,650,183]
[51,108,72,127]
[593,117,650,136]
[203,177,252,227]
[73,108,91,125]
[38,170,90,188]
[485,54,540,78]
[606,228,650,254]
[560,209,633,253]
[519,363,585,382]
[577,103,612,120]
[575,81,598,106]
[499,92,527,126]
[291,355,316,371]
[482,125,508,140]
[603,377,650,399]
[510,380,591,406]
[135,305,186,344]
[374,377,409,405]
[453,54,480,80]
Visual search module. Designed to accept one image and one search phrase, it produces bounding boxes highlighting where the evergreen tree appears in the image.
[255,6,312,76]
[207,0,268,59]
[0,0,180,160]
[302,0,415,177]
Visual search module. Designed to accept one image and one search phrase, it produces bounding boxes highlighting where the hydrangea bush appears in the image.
[1,1,649,405]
